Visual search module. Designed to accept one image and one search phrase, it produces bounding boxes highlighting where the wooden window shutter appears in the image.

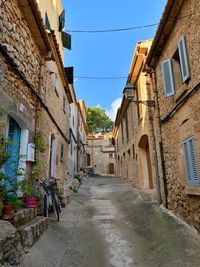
[62,32,71,50]
[59,10,65,31]
[64,67,74,84]
[178,35,190,82]
[162,59,175,96]
[182,137,199,186]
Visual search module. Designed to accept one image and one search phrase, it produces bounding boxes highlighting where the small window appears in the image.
[70,142,73,155]
[182,137,199,186]
[132,144,135,159]
[45,12,51,31]
[109,153,113,158]
[54,78,59,97]
[63,96,66,113]
[162,59,175,96]
[61,143,64,161]
[136,81,143,120]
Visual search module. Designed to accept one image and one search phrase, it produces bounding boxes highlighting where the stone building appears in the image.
[146,0,200,231]
[68,84,78,177]
[0,0,72,194]
[113,40,158,198]
[87,133,115,176]
[77,100,88,172]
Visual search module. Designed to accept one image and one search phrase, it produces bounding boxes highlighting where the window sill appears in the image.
[185,186,200,196]
[174,83,188,102]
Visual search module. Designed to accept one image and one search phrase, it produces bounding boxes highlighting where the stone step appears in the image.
[0,220,24,266]
[14,207,37,228]
[18,216,48,251]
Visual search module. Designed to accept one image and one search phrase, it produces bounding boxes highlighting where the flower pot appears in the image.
[2,204,15,220]
[26,197,37,208]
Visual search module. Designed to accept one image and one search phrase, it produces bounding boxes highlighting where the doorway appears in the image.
[138,135,153,189]
[5,117,21,188]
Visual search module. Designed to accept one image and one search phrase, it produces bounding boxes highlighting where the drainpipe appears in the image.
[151,69,168,208]
[146,76,161,204]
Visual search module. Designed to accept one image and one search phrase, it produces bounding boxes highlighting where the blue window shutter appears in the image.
[162,59,175,96]
[62,32,71,50]
[59,10,65,31]
[178,35,190,82]
[182,137,199,186]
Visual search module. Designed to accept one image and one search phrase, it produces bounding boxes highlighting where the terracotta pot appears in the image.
[2,204,15,220]
[26,197,37,207]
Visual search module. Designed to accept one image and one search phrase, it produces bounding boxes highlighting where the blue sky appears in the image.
[63,0,167,120]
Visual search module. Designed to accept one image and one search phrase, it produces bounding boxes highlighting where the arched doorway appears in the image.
[5,117,21,188]
[138,135,153,189]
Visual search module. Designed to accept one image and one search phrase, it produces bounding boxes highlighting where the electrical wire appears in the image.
[74,76,128,80]
[67,23,159,33]
[67,11,200,33]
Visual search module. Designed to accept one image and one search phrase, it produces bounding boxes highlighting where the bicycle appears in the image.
[39,178,61,222]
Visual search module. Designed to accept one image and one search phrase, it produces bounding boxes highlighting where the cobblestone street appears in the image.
[22,176,200,267]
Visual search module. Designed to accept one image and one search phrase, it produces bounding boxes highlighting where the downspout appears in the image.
[146,75,161,204]
[151,69,168,208]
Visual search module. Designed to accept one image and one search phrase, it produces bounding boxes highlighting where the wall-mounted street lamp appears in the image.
[123,83,155,107]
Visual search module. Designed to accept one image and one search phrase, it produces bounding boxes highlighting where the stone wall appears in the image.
[151,0,200,231]
[0,0,70,193]
[0,220,24,266]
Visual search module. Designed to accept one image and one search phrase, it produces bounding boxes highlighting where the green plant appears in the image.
[19,179,35,198]
[74,174,81,182]
[15,198,24,209]
[35,132,48,153]
[32,159,42,178]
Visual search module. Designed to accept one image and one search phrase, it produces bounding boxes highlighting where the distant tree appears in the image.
[86,106,113,133]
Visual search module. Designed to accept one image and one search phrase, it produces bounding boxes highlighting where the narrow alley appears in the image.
[22,176,200,267]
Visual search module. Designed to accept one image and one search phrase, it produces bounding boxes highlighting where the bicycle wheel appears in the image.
[44,194,48,217]
[53,196,60,222]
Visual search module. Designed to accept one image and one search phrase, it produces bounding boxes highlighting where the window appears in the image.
[162,35,190,96]
[61,143,64,161]
[136,81,143,120]
[54,77,59,97]
[109,153,113,158]
[125,114,129,141]
[70,142,73,155]
[132,144,135,160]
[182,137,199,186]
[63,96,66,113]
[121,120,124,143]
[45,12,51,31]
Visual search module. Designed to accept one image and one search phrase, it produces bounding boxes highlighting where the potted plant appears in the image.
[19,179,37,208]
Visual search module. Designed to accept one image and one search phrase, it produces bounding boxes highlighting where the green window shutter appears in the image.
[178,35,190,82]
[162,59,175,96]
[59,10,65,31]
[182,137,199,186]
[65,67,74,84]
[45,12,51,31]
[61,32,71,50]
